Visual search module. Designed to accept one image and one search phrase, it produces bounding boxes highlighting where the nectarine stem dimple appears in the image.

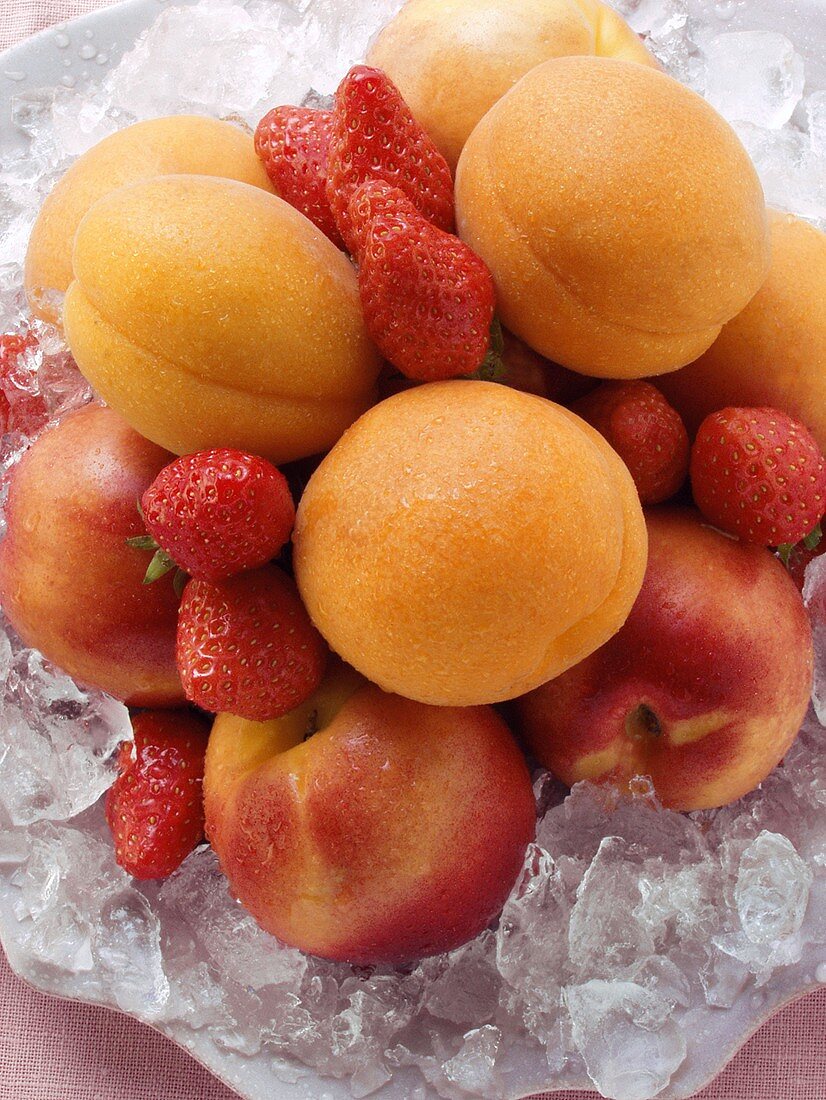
[626,703,662,741]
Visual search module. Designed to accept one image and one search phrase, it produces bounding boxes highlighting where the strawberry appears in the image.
[0,332,47,437]
[176,564,327,720]
[350,181,495,382]
[254,106,343,248]
[572,380,689,504]
[690,406,826,546]
[137,449,295,584]
[326,65,454,255]
[106,710,211,880]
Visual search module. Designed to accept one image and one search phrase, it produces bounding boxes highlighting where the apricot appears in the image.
[658,211,826,449]
[368,0,655,170]
[205,666,535,963]
[25,115,274,323]
[0,405,183,705]
[63,175,380,464]
[517,508,813,811]
[455,57,770,378]
[293,381,647,707]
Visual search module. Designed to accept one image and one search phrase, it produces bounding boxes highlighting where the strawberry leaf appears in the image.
[803,521,822,552]
[143,548,177,585]
[467,317,506,382]
[777,522,822,569]
[126,534,159,551]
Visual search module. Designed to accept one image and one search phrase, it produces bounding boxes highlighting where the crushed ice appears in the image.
[0,1,824,1099]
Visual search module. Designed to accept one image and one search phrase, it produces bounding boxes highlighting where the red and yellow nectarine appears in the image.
[0,405,184,705]
[205,665,535,964]
[516,508,813,810]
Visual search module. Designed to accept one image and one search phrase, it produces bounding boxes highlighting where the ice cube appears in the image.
[704,32,805,128]
[443,1025,501,1094]
[564,979,687,1100]
[420,929,499,1026]
[50,85,120,158]
[568,837,657,976]
[159,846,307,991]
[8,821,170,1020]
[734,832,813,944]
[0,628,130,827]
[495,844,571,1026]
[700,951,751,1008]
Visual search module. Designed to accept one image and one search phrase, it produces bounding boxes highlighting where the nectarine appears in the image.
[205,666,535,963]
[516,508,813,810]
[0,405,184,705]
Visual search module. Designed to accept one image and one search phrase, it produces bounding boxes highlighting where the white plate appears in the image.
[0,3,824,1100]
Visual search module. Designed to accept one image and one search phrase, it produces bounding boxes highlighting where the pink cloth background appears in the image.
[1,2,825,1098]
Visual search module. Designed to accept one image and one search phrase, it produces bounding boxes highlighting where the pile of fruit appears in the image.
[1,0,824,971]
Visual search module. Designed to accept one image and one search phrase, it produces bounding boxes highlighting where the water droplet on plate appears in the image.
[60,74,77,88]
[79,43,97,60]
[54,32,70,49]
[96,53,109,66]
[816,963,826,983]
[83,28,94,39]
[3,71,26,82]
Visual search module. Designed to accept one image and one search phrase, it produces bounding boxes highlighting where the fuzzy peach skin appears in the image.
[367,0,655,171]
[658,211,826,449]
[455,56,770,379]
[293,381,647,707]
[63,175,380,464]
[516,507,813,811]
[25,115,275,323]
[205,666,535,963]
[0,405,184,706]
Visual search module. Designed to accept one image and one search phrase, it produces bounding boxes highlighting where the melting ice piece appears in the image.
[443,1026,501,1094]
[104,0,405,125]
[564,979,687,1100]
[8,822,169,1020]
[0,634,129,827]
[734,831,813,944]
[704,31,805,128]
[159,846,307,991]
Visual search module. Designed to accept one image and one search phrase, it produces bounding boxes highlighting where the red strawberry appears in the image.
[0,332,47,436]
[350,181,495,382]
[572,381,690,504]
[254,106,343,248]
[690,406,826,546]
[326,65,454,255]
[106,710,211,880]
[139,449,295,583]
[176,564,327,720]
